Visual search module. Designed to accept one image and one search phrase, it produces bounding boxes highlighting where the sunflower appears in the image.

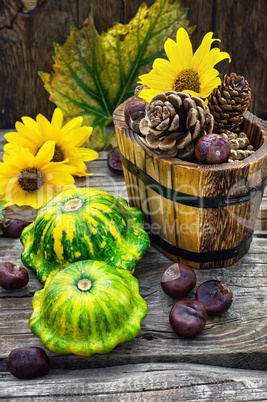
[0,141,76,209]
[4,108,98,177]
[138,27,231,102]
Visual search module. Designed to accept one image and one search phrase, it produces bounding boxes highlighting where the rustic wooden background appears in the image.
[0,0,266,129]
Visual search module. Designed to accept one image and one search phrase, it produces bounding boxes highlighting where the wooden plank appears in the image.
[180,0,267,121]
[1,0,266,129]
[0,0,155,129]
[1,362,267,400]
[1,239,267,370]
[0,130,266,397]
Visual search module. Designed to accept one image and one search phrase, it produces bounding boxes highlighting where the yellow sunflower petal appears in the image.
[0,160,19,177]
[200,78,222,98]
[10,186,29,207]
[138,88,163,103]
[71,166,88,177]
[164,38,186,68]
[200,68,220,86]
[43,159,76,173]
[211,48,231,65]
[21,116,39,133]
[57,156,88,176]
[152,58,178,77]
[3,147,35,169]
[181,89,202,97]
[139,70,172,91]
[44,166,75,185]
[51,108,64,129]
[12,122,42,151]
[22,192,40,209]
[192,32,218,71]
[4,131,16,141]
[3,179,23,205]
[63,126,93,147]
[0,175,11,193]
[5,129,23,143]
[77,148,99,162]
[197,48,231,77]
[36,113,53,137]
[175,28,194,66]
[14,121,35,138]
[61,116,83,135]
[35,141,55,166]
[65,159,88,177]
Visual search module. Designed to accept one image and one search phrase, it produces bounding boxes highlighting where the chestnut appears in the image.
[2,218,29,238]
[169,299,207,338]
[0,262,29,290]
[124,97,148,133]
[107,147,123,175]
[195,133,230,164]
[161,263,196,298]
[195,280,233,315]
[7,347,50,379]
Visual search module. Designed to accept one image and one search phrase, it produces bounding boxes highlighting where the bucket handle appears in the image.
[220,178,267,207]
[221,185,258,206]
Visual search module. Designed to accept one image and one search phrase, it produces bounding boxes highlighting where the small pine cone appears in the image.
[208,73,251,133]
[222,130,255,162]
[139,91,214,159]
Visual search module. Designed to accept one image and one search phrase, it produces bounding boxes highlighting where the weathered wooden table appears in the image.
[0,129,267,400]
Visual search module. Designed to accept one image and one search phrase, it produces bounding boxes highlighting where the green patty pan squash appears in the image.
[21,188,150,284]
[29,259,148,356]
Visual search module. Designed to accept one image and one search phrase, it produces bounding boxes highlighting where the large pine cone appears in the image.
[139,91,214,159]
[208,73,251,133]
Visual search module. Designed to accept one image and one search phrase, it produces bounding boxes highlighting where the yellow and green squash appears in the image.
[21,188,150,284]
[29,259,148,355]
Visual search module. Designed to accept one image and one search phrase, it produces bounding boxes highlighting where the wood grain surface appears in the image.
[0,129,267,400]
[0,0,266,128]
[1,362,267,400]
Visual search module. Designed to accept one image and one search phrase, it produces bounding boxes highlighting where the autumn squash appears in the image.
[29,259,148,355]
[21,188,150,284]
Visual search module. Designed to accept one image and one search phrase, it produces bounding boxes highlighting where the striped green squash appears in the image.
[21,188,150,284]
[29,260,148,356]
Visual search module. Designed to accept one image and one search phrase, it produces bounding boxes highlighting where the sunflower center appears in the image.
[51,144,65,162]
[172,69,201,93]
[18,168,44,193]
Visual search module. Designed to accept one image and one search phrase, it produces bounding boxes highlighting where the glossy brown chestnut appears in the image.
[161,263,196,298]
[7,347,50,379]
[195,280,233,315]
[169,299,207,338]
[195,133,230,164]
[2,218,29,238]
[0,262,29,290]
[124,97,148,133]
[107,147,123,175]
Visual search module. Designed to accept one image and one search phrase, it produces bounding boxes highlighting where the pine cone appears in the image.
[139,91,214,159]
[208,73,251,133]
[221,130,255,162]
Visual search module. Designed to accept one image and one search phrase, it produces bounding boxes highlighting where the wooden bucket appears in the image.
[113,101,267,268]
